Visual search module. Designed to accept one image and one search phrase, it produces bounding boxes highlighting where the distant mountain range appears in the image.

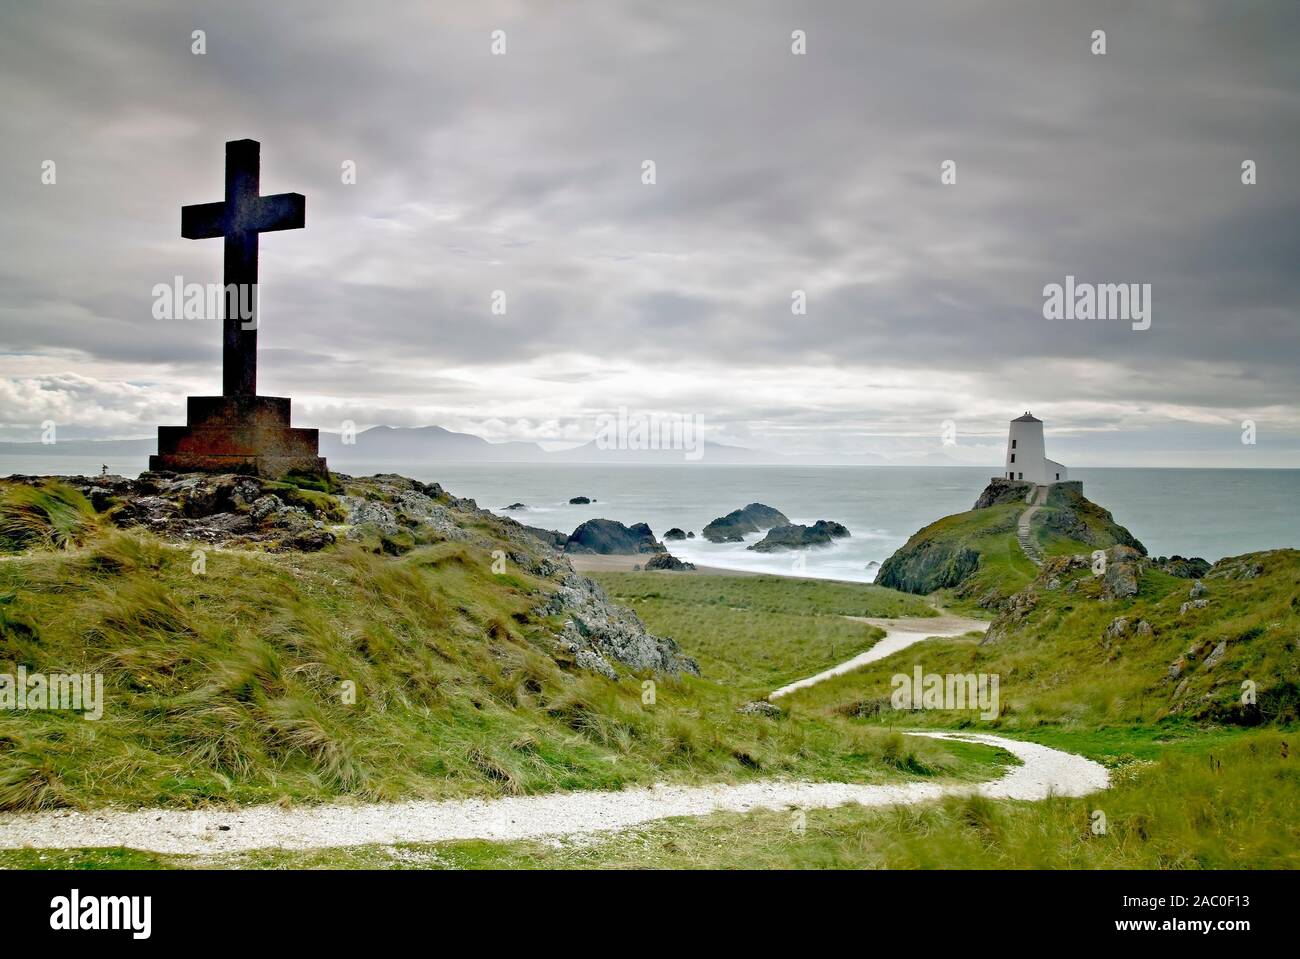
[0,426,980,468]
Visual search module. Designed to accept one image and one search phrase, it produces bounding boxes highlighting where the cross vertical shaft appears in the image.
[224,139,260,396]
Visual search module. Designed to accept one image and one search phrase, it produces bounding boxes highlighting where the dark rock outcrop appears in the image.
[519,524,567,549]
[877,542,981,595]
[1155,555,1211,578]
[564,518,665,554]
[663,527,688,541]
[644,552,696,571]
[569,496,592,505]
[21,471,695,679]
[746,520,850,552]
[702,503,789,543]
[973,477,1035,509]
[503,502,528,511]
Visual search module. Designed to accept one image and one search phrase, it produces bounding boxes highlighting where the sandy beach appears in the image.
[567,554,758,576]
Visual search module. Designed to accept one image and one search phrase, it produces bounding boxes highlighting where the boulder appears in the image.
[1189,580,1207,599]
[569,496,592,505]
[564,518,665,554]
[644,552,696,571]
[702,503,790,543]
[747,520,850,552]
[738,700,782,718]
[538,572,699,677]
[1102,545,1143,599]
[503,502,528,511]
[1156,555,1212,579]
[663,527,688,541]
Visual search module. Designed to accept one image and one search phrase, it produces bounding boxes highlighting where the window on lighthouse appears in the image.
[1012,439,1017,449]
[1010,454,1015,463]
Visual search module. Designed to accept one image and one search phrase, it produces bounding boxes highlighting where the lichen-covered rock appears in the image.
[972,478,1035,509]
[1189,580,1207,599]
[539,573,699,677]
[1179,598,1210,615]
[738,700,782,717]
[1203,640,1228,671]
[1102,545,1143,599]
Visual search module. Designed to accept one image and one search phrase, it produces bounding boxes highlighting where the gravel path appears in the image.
[0,732,1106,854]
[0,610,1110,855]
[768,613,988,700]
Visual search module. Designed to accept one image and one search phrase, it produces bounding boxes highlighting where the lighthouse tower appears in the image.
[1002,412,1068,484]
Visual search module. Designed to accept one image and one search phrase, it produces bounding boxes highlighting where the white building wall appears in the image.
[1045,459,1069,482]
[1004,419,1047,484]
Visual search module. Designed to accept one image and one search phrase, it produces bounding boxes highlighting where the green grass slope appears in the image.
[875,480,1145,609]
[0,480,999,814]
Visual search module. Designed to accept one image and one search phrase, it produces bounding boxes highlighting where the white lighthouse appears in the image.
[1002,412,1068,484]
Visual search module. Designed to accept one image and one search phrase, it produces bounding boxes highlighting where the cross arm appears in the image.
[181,201,226,239]
[251,192,306,233]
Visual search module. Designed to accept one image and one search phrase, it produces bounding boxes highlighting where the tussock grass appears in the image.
[792,549,1300,730]
[0,530,1001,812]
[0,481,98,552]
[121,726,1287,871]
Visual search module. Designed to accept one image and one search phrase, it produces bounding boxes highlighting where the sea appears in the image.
[5,453,1296,584]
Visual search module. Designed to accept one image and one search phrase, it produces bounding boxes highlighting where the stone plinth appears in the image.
[149,395,326,478]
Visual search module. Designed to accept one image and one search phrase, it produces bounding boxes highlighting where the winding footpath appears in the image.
[0,611,1108,855]
[769,613,987,700]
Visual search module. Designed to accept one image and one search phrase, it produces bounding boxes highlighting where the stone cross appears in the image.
[152,140,324,478]
[181,139,305,396]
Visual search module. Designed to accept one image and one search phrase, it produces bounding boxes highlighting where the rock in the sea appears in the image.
[569,496,592,505]
[687,531,695,539]
[702,503,790,543]
[747,520,849,552]
[564,518,665,554]
[644,552,696,571]
[503,502,528,511]
[663,527,687,541]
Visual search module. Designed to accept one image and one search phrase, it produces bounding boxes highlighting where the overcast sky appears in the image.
[1,0,1297,466]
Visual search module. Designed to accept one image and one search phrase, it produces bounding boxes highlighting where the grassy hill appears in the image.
[876,479,1144,608]
[0,475,998,815]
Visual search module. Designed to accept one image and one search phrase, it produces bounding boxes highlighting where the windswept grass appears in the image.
[791,548,1300,730]
[0,481,98,552]
[11,727,1291,871]
[0,531,1001,812]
